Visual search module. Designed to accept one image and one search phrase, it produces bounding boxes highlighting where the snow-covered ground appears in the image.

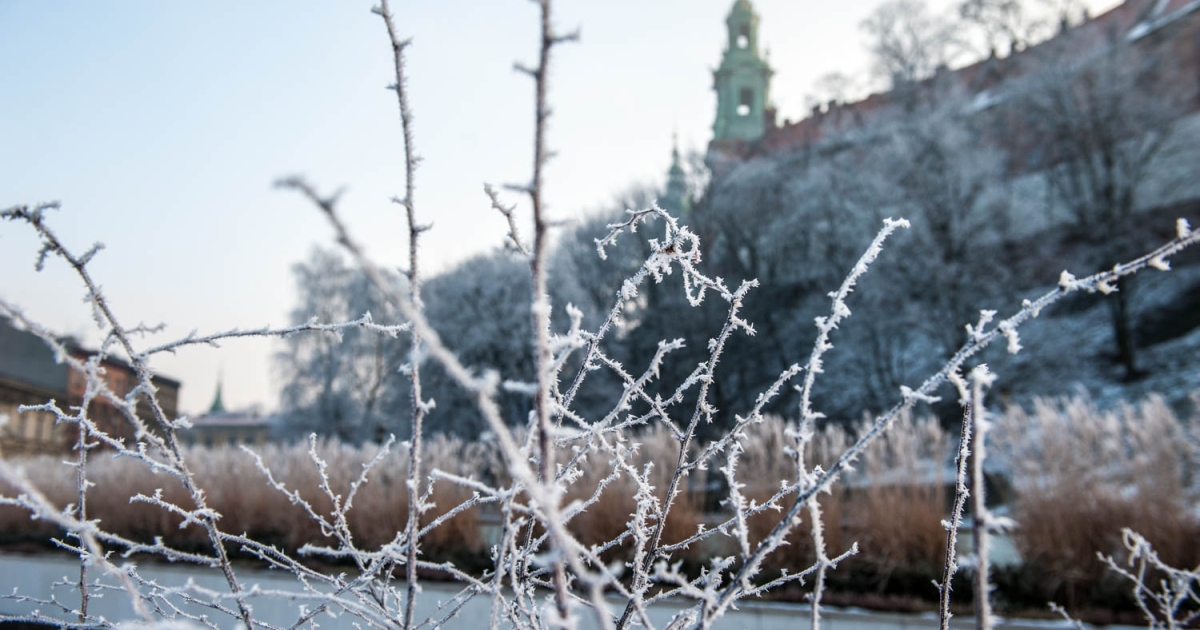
[997,262,1200,413]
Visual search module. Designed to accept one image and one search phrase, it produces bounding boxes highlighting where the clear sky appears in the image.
[0,0,1117,416]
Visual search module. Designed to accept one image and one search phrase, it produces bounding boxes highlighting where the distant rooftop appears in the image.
[0,316,70,395]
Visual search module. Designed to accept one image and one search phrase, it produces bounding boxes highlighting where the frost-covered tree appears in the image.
[861,0,962,95]
[418,251,536,436]
[958,0,1039,53]
[660,97,1015,418]
[871,106,1015,352]
[1015,26,1195,378]
[275,248,406,442]
[276,248,541,439]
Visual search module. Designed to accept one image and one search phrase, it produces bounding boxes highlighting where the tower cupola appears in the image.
[712,0,774,143]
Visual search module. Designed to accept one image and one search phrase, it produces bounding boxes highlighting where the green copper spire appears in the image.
[208,374,226,414]
[662,133,690,215]
[712,0,773,142]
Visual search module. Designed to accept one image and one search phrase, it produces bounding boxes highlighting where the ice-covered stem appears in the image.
[1048,603,1090,630]
[794,218,910,630]
[937,369,976,630]
[74,401,91,623]
[513,0,578,623]
[614,280,756,629]
[966,365,996,630]
[689,361,803,475]
[796,217,911,436]
[486,184,531,257]
[138,314,409,358]
[372,1,428,627]
[721,442,752,559]
[1,203,256,630]
[807,498,831,630]
[1101,529,1200,630]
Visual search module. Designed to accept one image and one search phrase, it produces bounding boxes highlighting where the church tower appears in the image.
[712,0,773,143]
[661,134,691,215]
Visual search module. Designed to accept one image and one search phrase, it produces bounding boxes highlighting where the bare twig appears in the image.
[371,1,430,627]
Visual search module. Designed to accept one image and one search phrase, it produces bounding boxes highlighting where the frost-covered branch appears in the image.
[5,2,1200,629]
[1101,529,1200,630]
[2,204,257,629]
[936,367,976,630]
[139,314,409,357]
[371,1,431,626]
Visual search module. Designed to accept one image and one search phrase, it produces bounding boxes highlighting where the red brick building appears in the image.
[709,0,1200,165]
[0,316,180,455]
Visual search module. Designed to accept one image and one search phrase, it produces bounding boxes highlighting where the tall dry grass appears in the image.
[735,413,949,589]
[993,391,1200,606]
[0,455,76,544]
[0,437,487,559]
[845,412,949,583]
[8,390,1192,605]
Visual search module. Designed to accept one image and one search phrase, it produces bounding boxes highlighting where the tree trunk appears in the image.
[1108,276,1139,380]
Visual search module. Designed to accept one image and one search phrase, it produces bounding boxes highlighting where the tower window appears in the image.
[737,88,753,116]
[737,24,750,49]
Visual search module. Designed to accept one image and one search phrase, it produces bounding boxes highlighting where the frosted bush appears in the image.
[993,391,1200,596]
[1,1,1199,629]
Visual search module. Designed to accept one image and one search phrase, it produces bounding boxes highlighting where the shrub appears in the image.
[1,1,1198,628]
[993,391,1200,607]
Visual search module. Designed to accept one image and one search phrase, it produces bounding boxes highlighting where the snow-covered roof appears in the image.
[189,411,274,428]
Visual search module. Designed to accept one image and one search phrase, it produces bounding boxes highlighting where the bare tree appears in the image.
[1017,26,1194,378]
[958,0,1048,55]
[276,248,406,442]
[881,106,1014,350]
[861,0,963,94]
[419,251,536,436]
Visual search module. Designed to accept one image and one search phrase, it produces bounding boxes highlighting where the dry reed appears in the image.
[734,412,949,586]
[994,391,1200,603]
[0,437,487,558]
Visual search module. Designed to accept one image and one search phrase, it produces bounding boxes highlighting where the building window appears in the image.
[737,88,753,116]
[737,24,750,49]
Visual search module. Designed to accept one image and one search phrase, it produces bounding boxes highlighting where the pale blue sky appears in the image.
[1,0,1117,416]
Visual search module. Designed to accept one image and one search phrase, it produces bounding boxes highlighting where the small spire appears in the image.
[663,132,690,215]
[208,371,226,414]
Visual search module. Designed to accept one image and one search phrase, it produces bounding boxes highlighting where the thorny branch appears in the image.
[3,1,1200,629]
[372,1,429,627]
